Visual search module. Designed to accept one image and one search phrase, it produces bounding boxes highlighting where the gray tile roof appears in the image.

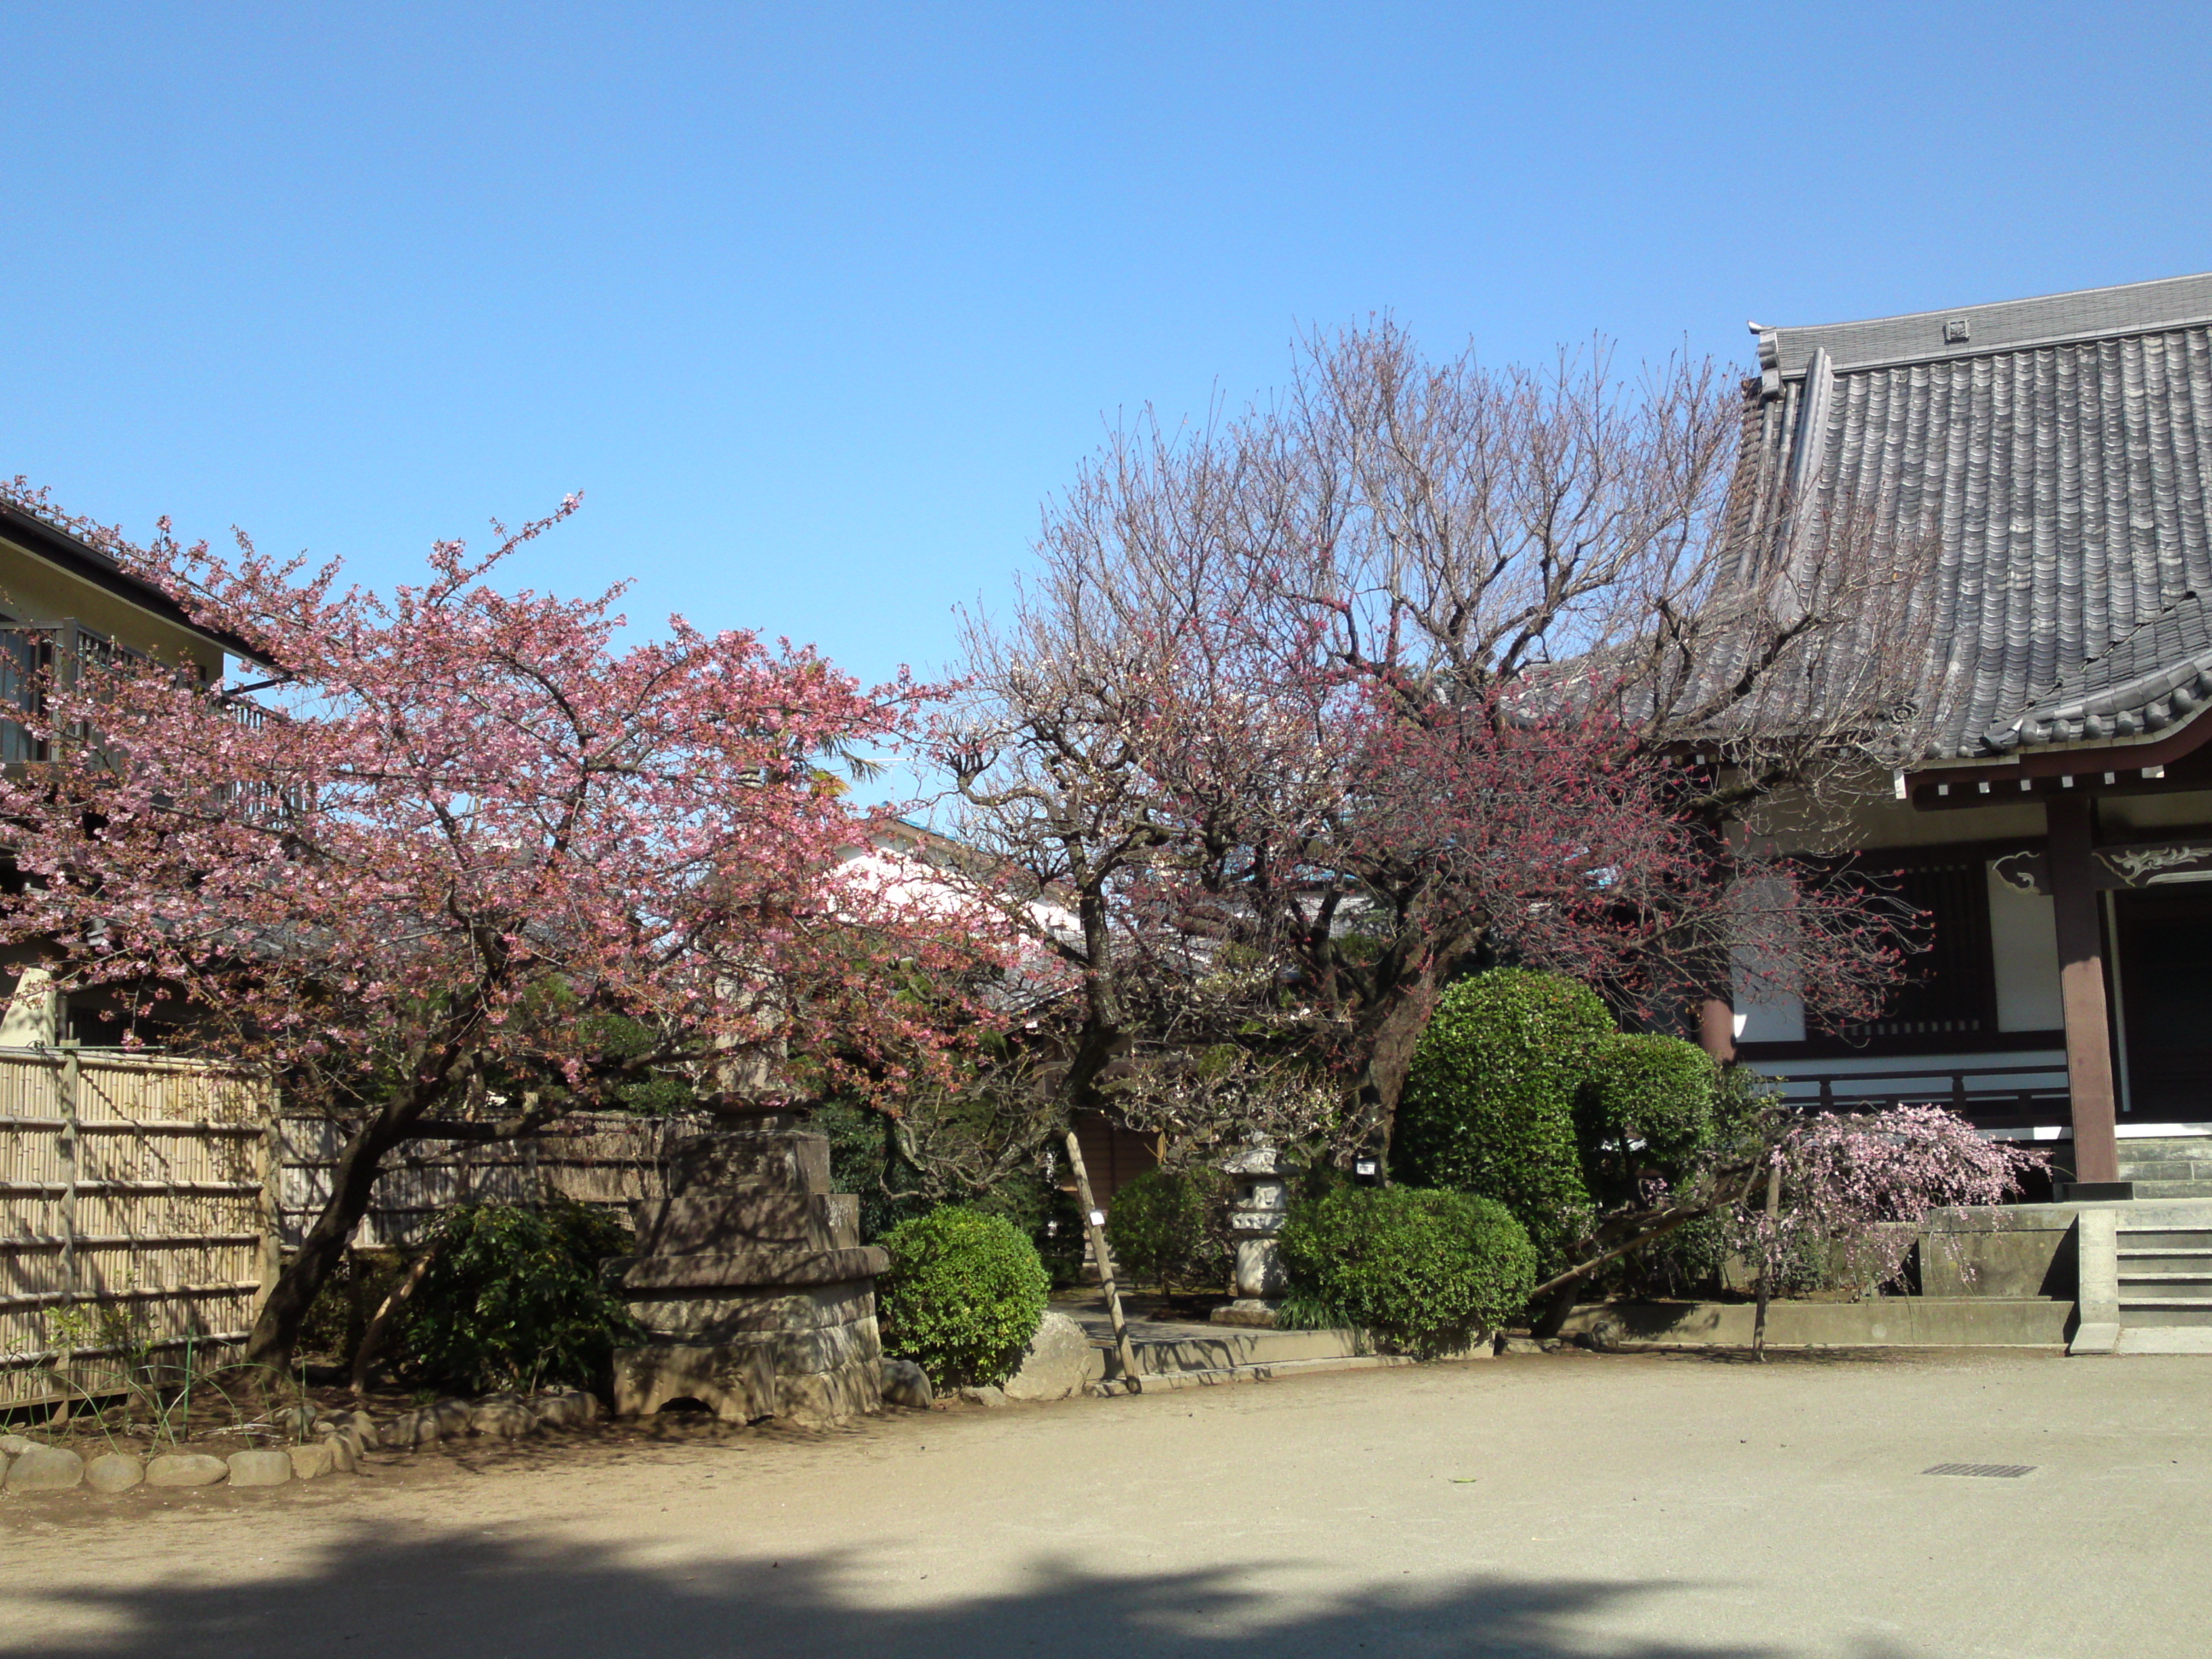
[1738,273,2212,761]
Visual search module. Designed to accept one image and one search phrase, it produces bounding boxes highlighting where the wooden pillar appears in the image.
[1697,997,1737,1066]
[2046,795,2121,1185]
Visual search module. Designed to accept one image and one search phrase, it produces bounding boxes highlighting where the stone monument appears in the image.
[610,1110,888,1427]
[1211,1143,1299,1328]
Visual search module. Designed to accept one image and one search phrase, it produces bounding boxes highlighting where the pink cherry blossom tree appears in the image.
[0,486,1005,1368]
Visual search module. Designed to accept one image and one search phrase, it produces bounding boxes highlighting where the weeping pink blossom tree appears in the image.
[0,487,1005,1367]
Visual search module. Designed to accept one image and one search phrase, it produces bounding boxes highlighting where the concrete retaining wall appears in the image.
[1561,1297,2074,1349]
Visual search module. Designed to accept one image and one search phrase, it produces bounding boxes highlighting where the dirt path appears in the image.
[6,1349,2208,1659]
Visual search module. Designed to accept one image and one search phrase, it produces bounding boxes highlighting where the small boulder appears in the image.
[84,1452,145,1493]
[381,1410,439,1450]
[529,1389,601,1429]
[226,1449,293,1488]
[271,1404,321,1439]
[324,1408,380,1443]
[4,1444,84,1493]
[320,1432,359,1474]
[146,1452,230,1487]
[0,1433,38,1457]
[468,1400,537,1440]
[287,1442,335,1481]
[1003,1312,1097,1402]
[880,1358,933,1410]
[958,1383,1009,1409]
[430,1398,474,1436]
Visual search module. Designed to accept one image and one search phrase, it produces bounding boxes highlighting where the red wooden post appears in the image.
[2046,795,2122,1185]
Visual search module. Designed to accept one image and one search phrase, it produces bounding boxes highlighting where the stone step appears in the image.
[2119,1254,2212,1274]
[2115,1159,2212,1182]
[2114,1326,2212,1354]
[2117,1272,2212,1289]
[2119,1181,2212,1200]
[2116,1229,2212,1249]
[2118,1297,2212,1325]
[2114,1137,2212,1161]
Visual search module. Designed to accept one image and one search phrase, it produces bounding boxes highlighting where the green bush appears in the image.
[1394,969,1615,1260]
[1104,1168,1233,1294]
[877,1206,1051,1388]
[399,1202,639,1394]
[1277,1185,1535,1355]
[1576,1033,1718,1202]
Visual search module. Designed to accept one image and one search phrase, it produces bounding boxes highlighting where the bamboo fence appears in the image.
[1,1045,705,1409]
[0,1049,273,1410]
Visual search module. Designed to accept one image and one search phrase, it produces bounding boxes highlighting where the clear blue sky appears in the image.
[8,3,2210,786]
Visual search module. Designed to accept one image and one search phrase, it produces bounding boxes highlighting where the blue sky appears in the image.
[7,2,2211,799]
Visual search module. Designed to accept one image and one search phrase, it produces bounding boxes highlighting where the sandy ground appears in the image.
[3,1348,2207,1659]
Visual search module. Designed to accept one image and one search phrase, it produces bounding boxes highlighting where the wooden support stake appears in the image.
[1063,1128,1140,1394]
[1752,1158,1782,1361]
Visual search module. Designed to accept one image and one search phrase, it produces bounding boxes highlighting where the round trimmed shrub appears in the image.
[1576,1033,1718,1199]
[877,1206,1051,1388]
[1277,1185,1535,1355]
[1104,1168,1232,1294]
[1394,969,1614,1259]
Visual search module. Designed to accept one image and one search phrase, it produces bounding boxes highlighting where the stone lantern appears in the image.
[1211,1143,1299,1328]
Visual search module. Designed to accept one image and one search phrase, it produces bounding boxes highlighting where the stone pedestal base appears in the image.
[614,1342,882,1426]
[610,1124,887,1429]
[1210,1299,1281,1328]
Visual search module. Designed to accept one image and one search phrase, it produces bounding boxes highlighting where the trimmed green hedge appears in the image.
[1576,1033,1718,1201]
[1104,1167,1232,1294]
[399,1201,639,1394]
[877,1206,1051,1388]
[1278,1185,1535,1355]
[1394,969,1614,1259]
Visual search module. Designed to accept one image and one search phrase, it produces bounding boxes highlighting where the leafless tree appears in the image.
[950,321,1936,1166]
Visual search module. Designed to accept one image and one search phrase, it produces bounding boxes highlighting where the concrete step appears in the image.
[2116,1229,2212,1249]
[2117,1272,2212,1290]
[2118,1298,2212,1325]
[2115,1159,2212,1182]
[2121,1181,2212,1199]
[2118,1250,2212,1273]
[2115,1136,2212,1162]
[2114,1326,2212,1354]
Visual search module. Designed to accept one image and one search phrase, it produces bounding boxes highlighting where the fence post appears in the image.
[253,1086,283,1318]
[55,1045,79,1421]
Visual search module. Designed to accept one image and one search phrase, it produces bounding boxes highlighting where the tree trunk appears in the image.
[1352,937,1465,1168]
[244,1098,423,1372]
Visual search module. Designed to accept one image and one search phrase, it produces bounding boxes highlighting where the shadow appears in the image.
[12,1522,1813,1659]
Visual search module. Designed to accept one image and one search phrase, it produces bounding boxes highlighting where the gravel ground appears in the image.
[3,1347,2205,1659]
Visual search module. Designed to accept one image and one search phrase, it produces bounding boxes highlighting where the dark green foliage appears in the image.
[877,1206,1051,1388]
[1277,1186,1535,1355]
[967,1173,1089,1289]
[1104,1168,1233,1294]
[815,1100,935,1242]
[1394,969,1615,1260]
[398,1202,640,1394]
[1575,1033,1718,1203]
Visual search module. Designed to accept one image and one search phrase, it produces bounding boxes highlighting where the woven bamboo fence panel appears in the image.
[3,1074,704,1408]
[0,1051,273,1410]
[277,1111,709,1252]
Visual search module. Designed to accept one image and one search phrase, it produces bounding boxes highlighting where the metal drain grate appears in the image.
[1923,1463,2036,1479]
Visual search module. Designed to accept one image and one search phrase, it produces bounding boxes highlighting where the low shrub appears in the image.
[399,1201,639,1394]
[1576,1033,1718,1202]
[877,1206,1051,1388]
[1104,1167,1233,1294]
[1277,1185,1536,1355]
[1395,969,1614,1261]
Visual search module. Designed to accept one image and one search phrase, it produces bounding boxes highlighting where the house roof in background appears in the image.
[1738,272,2212,762]
[0,503,257,662]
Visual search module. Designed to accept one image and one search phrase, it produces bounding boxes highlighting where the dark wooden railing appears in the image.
[1772,1060,2069,1132]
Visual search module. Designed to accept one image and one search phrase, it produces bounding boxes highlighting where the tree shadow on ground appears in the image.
[12,1521,1903,1659]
